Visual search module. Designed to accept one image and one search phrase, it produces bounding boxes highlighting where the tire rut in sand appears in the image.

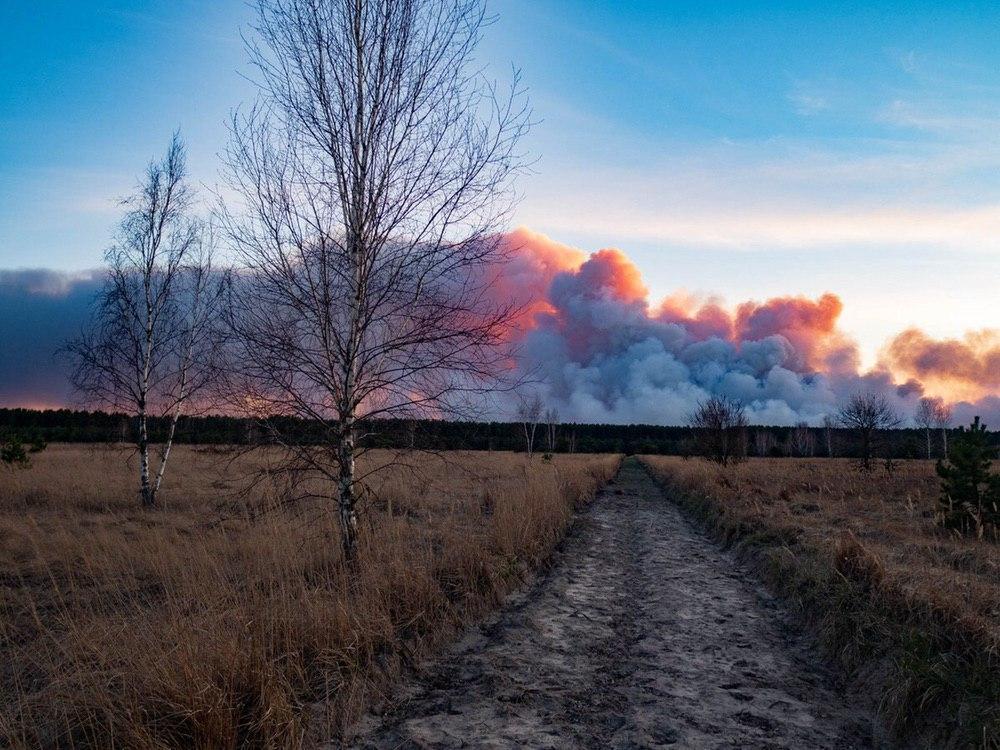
[347,458,874,749]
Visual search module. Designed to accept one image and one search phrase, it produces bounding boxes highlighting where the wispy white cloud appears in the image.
[888,48,919,74]
[878,98,1000,138]
[519,128,1000,252]
[531,202,1000,251]
[787,81,831,116]
[789,92,829,115]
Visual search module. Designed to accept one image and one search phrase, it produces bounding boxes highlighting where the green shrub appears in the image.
[0,433,29,468]
[936,416,1000,535]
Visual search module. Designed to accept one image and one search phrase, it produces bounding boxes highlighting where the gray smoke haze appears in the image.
[0,268,102,408]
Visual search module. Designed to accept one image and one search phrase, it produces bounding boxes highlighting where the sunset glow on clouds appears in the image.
[880,328,1000,404]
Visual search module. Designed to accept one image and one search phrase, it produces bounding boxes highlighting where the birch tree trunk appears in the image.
[138,410,153,507]
[337,420,359,560]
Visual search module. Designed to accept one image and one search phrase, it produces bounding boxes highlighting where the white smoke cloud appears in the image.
[500,230,1000,427]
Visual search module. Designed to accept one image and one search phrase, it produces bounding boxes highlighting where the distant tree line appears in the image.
[3,407,996,458]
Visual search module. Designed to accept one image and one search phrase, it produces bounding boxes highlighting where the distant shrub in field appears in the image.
[936,416,1000,536]
[689,396,748,467]
[1,432,32,468]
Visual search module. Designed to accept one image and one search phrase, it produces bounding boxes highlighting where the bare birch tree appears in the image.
[753,428,776,457]
[789,421,816,457]
[915,396,938,459]
[68,135,224,507]
[934,400,954,459]
[517,393,543,458]
[221,0,529,560]
[690,396,748,466]
[823,414,836,457]
[544,407,559,453]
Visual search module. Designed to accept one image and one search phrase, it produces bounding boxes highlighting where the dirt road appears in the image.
[349,459,875,749]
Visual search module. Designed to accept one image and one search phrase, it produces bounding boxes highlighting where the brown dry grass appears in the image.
[0,444,620,748]
[640,456,1000,749]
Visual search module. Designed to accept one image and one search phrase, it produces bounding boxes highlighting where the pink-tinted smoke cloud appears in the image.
[496,228,999,426]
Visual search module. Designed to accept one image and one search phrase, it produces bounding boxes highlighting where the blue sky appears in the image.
[2,0,999,367]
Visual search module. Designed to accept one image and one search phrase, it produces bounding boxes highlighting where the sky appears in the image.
[1,1,998,415]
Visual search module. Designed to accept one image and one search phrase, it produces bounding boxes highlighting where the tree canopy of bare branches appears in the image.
[753,428,776,458]
[689,395,748,466]
[67,135,224,507]
[837,391,901,471]
[221,0,530,560]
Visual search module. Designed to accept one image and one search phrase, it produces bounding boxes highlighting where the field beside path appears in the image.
[0,444,619,748]
[640,456,1000,750]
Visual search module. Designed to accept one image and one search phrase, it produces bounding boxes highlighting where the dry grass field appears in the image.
[640,456,1000,749]
[0,444,620,748]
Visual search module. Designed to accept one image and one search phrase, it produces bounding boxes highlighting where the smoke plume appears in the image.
[498,229,1000,426]
[880,328,1000,403]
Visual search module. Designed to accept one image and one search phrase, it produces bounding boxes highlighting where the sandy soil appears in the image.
[346,459,876,749]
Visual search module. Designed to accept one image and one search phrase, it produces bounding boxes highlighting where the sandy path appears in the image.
[348,459,874,749]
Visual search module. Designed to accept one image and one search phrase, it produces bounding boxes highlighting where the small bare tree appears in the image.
[544,407,559,453]
[517,393,543,458]
[822,414,835,457]
[68,135,223,507]
[837,391,901,471]
[753,429,776,457]
[690,396,748,466]
[914,396,938,459]
[934,401,954,459]
[222,0,529,560]
[789,421,816,457]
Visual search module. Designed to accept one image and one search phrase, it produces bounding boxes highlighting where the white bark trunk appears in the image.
[338,420,359,561]
[138,411,153,507]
